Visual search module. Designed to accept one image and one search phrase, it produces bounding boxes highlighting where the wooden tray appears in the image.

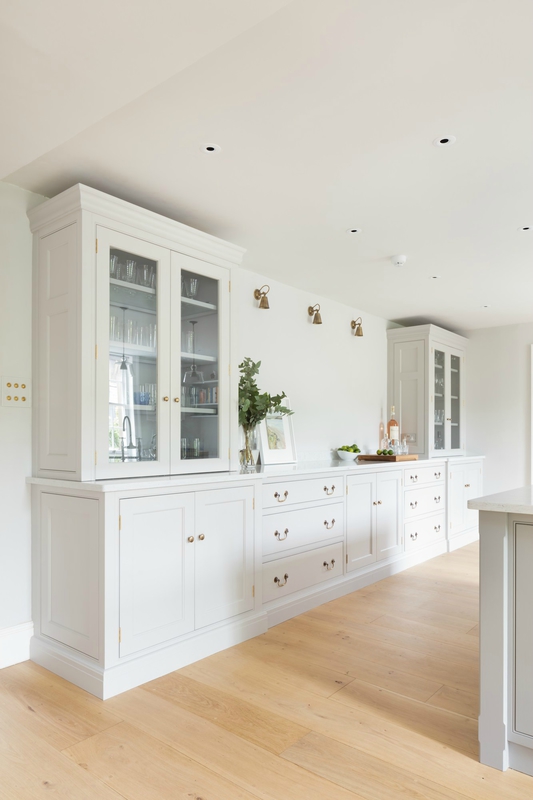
[356,454,419,463]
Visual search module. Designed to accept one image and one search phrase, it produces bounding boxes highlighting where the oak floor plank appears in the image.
[105,689,366,800]
[370,614,479,653]
[0,661,122,751]
[426,685,479,720]
[467,624,479,637]
[63,721,261,800]
[142,671,309,754]
[331,678,479,755]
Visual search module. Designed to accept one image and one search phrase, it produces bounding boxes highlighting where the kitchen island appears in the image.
[469,487,533,777]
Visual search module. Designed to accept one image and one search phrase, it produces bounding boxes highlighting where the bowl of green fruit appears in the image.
[337,444,361,461]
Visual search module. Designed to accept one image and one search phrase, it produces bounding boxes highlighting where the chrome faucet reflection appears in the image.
[121,415,141,461]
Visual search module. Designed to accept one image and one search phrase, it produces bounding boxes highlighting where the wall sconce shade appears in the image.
[254,285,270,309]
[351,317,364,337]
[308,304,322,324]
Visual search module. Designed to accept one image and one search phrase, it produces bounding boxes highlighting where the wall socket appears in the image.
[2,377,31,407]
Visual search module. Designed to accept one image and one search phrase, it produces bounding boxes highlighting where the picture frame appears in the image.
[258,401,296,465]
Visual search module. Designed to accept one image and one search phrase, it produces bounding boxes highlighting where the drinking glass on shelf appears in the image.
[110,255,119,277]
[181,438,188,458]
[149,323,157,348]
[141,264,151,287]
[110,314,117,340]
[186,277,198,298]
[125,259,136,283]
[125,319,134,344]
[185,329,195,353]
[150,267,156,289]
[193,438,201,457]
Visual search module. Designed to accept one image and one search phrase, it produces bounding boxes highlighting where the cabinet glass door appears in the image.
[434,349,445,450]
[450,352,461,450]
[171,253,230,473]
[96,228,171,477]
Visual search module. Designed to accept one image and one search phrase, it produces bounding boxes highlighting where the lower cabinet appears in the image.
[120,486,254,656]
[448,458,483,537]
[346,471,402,571]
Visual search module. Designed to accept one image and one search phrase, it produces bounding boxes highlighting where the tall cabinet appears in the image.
[387,324,467,459]
[30,184,245,481]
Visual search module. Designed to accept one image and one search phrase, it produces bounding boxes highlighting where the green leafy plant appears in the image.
[238,357,293,464]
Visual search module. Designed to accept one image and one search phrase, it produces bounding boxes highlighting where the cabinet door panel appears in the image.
[515,524,533,736]
[119,493,194,656]
[194,487,254,628]
[376,472,402,560]
[393,340,425,455]
[346,474,376,571]
[464,464,482,530]
[448,465,466,534]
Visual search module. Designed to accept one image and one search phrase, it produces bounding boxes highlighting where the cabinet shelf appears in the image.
[451,368,459,373]
[181,352,216,364]
[111,278,155,295]
[435,393,443,398]
[435,364,443,369]
[181,406,217,415]
[451,395,459,400]
[110,342,157,358]
[181,296,217,320]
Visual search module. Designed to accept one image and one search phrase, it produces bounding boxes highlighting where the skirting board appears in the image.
[31,611,267,700]
[264,539,449,629]
[0,622,33,669]
[448,527,479,552]
[509,742,533,778]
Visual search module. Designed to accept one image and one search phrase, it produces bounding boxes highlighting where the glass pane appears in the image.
[450,354,461,449]
[434,349,445,450]
[180,270,219,460]
[108,248,158,464]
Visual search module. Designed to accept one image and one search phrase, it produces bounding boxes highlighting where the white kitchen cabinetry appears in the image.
[448,457,484,548]
[29,185,244,481]
[403,462,446,553]
[30,478,260,699]
[346,471,402,571]
[387,325,467,459]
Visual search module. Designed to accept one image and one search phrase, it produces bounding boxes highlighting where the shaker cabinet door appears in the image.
[119,493,195,656]
[346,474,377,571]
[194,487,254,629]
[376,472,402,560]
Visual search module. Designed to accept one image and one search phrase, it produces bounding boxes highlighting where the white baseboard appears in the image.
[31,611,268,699]
[264,540,448,628]
[447,528,479,552]
[509,742,533,778]
[0,622,33,669]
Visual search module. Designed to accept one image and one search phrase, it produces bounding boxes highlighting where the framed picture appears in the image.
[258,402,296,465]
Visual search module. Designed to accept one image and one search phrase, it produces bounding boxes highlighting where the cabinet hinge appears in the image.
[252,498,255,510]
[95,451,97,465]
[252,585,255,598]
[346,553,348,564]
[118,515,122,531]
[95,238,98,253]
[228,364,231,376]
[118,627,122,643]
[229,280,231,292]
[95,344,98,359]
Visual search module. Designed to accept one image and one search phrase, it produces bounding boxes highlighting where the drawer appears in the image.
[262,476,344,509]
[263,502,343,557]
[404,485,445,519]
[405,513,445,552]
[404,465,445,487]
[262,542,343,603]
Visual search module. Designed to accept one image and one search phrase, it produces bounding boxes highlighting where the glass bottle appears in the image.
[387,406,399,446]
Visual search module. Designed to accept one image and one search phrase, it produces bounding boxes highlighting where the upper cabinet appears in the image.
[29,185,245,481]
[387,325,467,459]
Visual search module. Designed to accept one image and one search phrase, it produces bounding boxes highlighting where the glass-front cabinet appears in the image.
[95,229,229,478]
[432,345,463,455]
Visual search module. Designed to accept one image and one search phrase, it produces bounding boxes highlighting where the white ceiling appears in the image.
[3,0,532,331]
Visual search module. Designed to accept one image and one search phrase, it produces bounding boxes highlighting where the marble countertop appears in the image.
[468,485,533,514]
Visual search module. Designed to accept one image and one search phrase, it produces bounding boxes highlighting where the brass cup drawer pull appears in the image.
[434,472,441,479]
[434,496,441,503]
[324,519,336,530]
[410,475,418,482]
[410,501,418,509]
[410,532,418,541]
[274,573,289,587]
[464,483,470,488]
[274,528,289,541]
[198,533,205,541]
[323,559,336,571]
[434,524,441,532]
[274,491,289,503]
[324,485,336,496]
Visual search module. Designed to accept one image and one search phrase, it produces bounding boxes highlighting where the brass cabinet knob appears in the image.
[21,384,26,389]
[174,397,180,402]
[6,383,11,388]
[198,533,205,541]
[187,536,194,543]
[163,396,169,402]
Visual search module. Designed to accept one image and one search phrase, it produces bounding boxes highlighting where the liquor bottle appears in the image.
[387,406,399,445]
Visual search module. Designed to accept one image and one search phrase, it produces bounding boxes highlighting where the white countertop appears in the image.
[468,485,533,514]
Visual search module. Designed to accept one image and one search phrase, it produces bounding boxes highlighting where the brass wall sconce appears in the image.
[308,303,322,324]
[351,317,364,337]
[253,285,270,309]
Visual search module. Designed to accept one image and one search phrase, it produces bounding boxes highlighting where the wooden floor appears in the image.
[1,542,532,799]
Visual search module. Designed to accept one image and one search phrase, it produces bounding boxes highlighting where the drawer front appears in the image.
[404,465,445,487]
[404,485,445,519]
[262,542,343,603]
[404,513,445,552]
[263,502,343,557]
[262,476,344,509]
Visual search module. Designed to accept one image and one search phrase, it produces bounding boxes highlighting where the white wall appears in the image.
[234,269,395,460]
[0,182,45,659]
[466,322,533,495]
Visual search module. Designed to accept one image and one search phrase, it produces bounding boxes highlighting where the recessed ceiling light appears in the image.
[433,136,456,147]
[200,143,221,154]
[481,305,491,309]
[518,225,531,231]
[346,228,361,234]
[430,275,441,280]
